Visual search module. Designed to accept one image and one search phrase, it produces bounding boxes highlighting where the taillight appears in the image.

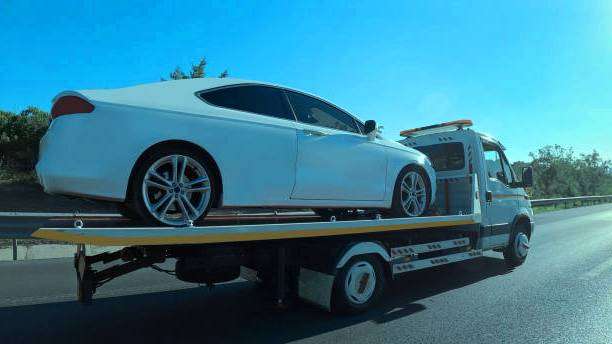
[51,96,95,119]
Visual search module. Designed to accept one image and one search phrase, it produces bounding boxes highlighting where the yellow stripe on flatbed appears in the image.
[32,216,477,246]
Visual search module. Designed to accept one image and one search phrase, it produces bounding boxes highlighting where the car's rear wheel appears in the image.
[389,166,430,217]
[131,147,216,226]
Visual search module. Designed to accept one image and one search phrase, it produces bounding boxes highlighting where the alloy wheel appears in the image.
[400,171,427,216]
[141,154,211,226]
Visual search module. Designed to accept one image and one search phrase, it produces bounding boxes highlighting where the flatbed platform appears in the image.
[32,213,479,246]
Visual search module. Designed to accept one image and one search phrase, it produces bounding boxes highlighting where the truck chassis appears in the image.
[34,175,511,313]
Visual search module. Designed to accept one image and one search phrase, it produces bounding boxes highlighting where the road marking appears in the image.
[581,256,612,280]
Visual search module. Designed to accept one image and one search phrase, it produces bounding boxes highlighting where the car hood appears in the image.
[377,137,415,151]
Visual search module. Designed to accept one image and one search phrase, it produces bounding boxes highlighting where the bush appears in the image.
[0,107,49,173]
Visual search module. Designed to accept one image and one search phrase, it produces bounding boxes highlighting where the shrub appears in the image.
[0,107,50,172]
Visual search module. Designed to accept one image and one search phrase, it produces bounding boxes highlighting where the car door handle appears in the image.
[300,129,327,137]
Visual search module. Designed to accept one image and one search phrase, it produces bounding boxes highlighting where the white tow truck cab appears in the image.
[33,120,534,314]
[400,120,534,252]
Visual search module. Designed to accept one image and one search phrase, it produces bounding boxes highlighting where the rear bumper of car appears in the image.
[35,115,133,202]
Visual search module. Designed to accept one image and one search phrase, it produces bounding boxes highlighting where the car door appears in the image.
[481,139,521,248]
[197,85,298,206]
[285,90,387,201]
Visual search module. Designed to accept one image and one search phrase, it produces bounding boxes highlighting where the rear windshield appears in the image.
[414,142,465,171]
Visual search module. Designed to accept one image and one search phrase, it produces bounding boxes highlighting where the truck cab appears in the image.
[399,120,534,254]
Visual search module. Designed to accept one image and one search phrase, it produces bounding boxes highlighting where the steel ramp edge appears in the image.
[32,214,479,246]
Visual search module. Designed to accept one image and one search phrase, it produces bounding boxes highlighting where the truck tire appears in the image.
[503,224,530,267]
[331,255,386,314]
[389,165,431,218]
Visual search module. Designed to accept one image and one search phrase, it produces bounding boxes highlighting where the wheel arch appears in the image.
[511,214,533,239]
[335,241,392,280]
[394,163,435,209]
[126,140,223,208]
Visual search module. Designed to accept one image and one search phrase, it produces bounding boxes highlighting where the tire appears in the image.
[115,202,141,221]
[130,146,217,226]
[503,224,530,267]
[389,165,431,218]
[331,255,386,314]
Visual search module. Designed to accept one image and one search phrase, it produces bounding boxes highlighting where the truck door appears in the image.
[481,139,521,249]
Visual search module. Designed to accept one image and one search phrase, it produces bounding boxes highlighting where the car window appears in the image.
[414,142,465,171]
[199,85,294,121]
[286,91,359,133]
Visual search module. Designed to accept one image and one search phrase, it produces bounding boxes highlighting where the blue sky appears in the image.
[1,1,611,162]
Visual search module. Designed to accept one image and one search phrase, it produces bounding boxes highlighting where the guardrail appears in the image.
[530,195,612,207]
[2,196,612,261]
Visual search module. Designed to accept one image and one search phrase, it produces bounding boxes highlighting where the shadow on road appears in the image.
[1,257,510,344]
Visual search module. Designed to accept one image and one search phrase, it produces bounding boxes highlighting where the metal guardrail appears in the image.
[2,196,612,261]
[530,195,612,207]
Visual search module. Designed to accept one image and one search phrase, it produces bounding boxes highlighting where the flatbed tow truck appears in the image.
[33,120,535,314]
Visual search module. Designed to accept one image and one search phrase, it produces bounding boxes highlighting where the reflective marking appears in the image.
[391,237,470,258]
[392,250,482,274]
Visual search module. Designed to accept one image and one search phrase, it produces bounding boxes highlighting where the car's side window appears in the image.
[199,85,294,121]
[285,91,359,133]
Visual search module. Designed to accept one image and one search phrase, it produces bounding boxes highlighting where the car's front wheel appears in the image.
[389,166,431,217]
[131,147,216,226]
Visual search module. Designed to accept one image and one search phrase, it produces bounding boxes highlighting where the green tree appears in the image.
[0,106,50,172]
[526,145,612,198]
[164,57,228,80]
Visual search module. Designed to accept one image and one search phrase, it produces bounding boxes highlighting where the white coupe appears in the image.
[36,78,436,226]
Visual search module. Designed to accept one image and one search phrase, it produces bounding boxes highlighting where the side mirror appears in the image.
[364,120,377,135]
[496,171,507,184]
[521,166,533,188]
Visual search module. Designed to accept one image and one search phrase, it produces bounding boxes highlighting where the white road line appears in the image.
[580,256,612,280]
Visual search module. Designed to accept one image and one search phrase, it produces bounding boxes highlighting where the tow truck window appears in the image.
[414,142,465,171]
[483,143,515,184]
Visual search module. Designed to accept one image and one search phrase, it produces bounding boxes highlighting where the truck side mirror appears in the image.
[521,166,533,188]
[364,120,376,135]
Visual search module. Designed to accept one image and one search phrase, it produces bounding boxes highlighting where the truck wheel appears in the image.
[503,225,530,267]
[331,255,386,314]
[389,166,430,218]
[131,147,216,226]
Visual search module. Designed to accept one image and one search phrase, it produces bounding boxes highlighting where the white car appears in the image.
[36,78,436,226]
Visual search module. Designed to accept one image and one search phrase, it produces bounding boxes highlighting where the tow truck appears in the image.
[33,120,535,314]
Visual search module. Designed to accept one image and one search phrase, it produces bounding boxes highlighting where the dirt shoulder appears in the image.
[0,182,116,213]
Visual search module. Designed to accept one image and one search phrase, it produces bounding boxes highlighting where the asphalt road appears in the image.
[1,204,611,344]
